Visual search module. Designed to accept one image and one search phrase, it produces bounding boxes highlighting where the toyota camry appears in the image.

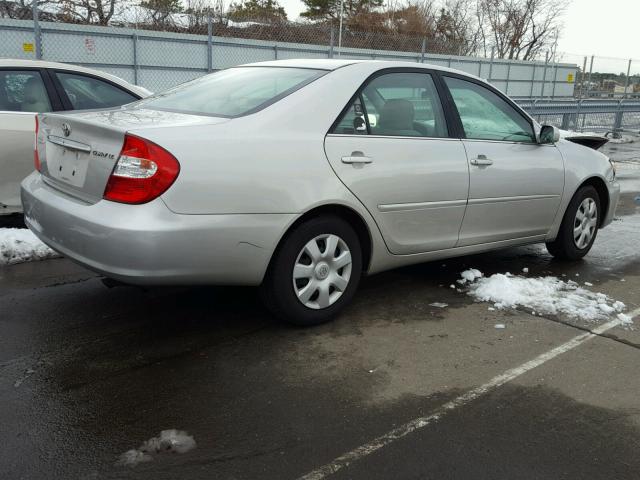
[21,59,620,325]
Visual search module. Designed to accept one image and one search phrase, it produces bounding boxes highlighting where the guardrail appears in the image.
[516,99,640,134]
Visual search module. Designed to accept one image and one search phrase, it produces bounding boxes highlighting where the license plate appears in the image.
[47,145,89,188]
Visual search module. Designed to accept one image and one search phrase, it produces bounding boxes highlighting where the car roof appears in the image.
[0,59,151,96]
[241,58,484,81]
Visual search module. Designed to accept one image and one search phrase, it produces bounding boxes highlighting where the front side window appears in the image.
[0,70,51,113]
[140,67,326,117]
[56,72,137,110]
[444,76,535,143]
[332,72,448,138]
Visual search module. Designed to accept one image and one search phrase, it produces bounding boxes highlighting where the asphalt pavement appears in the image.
[1,150,639,480]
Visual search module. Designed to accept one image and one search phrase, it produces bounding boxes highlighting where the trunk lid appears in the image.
[37,108,229,203]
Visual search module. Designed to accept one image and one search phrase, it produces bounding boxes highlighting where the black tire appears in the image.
[546,185,601,260]
[260,215,362,326]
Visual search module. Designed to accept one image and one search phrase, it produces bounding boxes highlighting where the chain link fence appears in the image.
[1,6,579,96]
[2,5,640,135]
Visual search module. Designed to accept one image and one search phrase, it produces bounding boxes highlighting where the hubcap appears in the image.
[292,234,352,310]
[573,197,598,249]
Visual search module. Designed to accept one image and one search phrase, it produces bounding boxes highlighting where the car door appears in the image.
[0,69,60,214]
[51,70,139,111]
[441,75,564,247]
[324,70,469,255]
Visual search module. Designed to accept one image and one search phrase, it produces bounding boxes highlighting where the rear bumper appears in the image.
[21,172,294,286]
[602,180,620,227]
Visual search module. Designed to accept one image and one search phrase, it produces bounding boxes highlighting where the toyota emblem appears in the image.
[62,123,71,137]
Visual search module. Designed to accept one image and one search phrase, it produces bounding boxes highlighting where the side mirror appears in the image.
[539,125,560,144]
[353,116,367,132]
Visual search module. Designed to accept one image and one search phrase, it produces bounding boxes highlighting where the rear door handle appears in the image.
[341,152,372,164]
[470,155,493,166]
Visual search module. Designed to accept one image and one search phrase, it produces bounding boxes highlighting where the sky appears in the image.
[277,0,638,63]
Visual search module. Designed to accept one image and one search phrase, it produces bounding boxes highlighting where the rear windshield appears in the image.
[138,67,326,117]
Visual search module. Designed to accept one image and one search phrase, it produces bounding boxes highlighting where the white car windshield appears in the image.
[139,66,326,117]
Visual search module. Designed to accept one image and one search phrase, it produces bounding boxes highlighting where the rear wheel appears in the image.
[546,185,601,260]
[261,215,362,326]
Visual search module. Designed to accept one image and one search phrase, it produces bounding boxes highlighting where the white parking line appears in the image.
[298,308,640,480]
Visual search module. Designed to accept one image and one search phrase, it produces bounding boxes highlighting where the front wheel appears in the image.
[261,215,362,326]
[546,185,601,260]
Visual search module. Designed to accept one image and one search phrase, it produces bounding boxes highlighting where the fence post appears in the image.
[551,63,558,98]
[505,62,511,95]
[420,37,426,63]
[624,59,632,99]
[530,62,536,97]
[577,99,583,131]
[328,27,334,59]
[32,0,42,59]
[207,13,213,73]
[586,55,594,98]
[531,98,537,122]
[488,47,494,82]
[337,0,344,57]
[132,32,138,85]
[540,51,549,100]
[578,56,587,99]
[274,44,278,60]
[613,99,624,135]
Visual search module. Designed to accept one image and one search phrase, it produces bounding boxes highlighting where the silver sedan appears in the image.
[21,59,620,325]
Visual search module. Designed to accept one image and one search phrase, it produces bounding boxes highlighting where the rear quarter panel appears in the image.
[144,64,385,217]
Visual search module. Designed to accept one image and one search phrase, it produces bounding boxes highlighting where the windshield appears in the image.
[138,67,326,117]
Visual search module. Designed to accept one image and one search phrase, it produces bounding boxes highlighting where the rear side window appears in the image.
[444,76,534,143]
[0,70,51,113]
[332,72,448,138]
[140,67,326,117]
[56,72,137,110]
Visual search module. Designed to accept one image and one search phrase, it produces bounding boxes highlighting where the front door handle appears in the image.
[470,155,493,166]
[341,151,372,164]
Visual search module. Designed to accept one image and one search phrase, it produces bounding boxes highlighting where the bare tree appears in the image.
[385,1,438,37]
[58,0,120,25]
[477,0,568,60]
[183,0,213,30]
[0,0,54,19]
[434,0,480,55]
[140,0,182,28]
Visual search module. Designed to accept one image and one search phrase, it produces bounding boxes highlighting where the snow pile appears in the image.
[117,429,196,467]
[460,269,632,325]
[0,228,59,265]
[458,268,483,284]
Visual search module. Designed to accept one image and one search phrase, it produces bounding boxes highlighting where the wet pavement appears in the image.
[1,151,640,479]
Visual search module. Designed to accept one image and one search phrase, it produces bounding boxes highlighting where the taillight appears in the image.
[34,116,41,172]
[103,134,180,204]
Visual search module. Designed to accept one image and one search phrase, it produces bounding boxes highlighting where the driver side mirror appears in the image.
[539,125,560,144]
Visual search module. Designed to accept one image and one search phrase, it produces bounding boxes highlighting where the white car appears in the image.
[0,59,150,216]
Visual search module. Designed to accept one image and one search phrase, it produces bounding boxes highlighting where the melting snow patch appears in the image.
[429,302,448,308]
[458,269,483,285]
[0,228,59,265]
[117,429,196,467]
[494,324,506,329]
[461,270,631,324]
